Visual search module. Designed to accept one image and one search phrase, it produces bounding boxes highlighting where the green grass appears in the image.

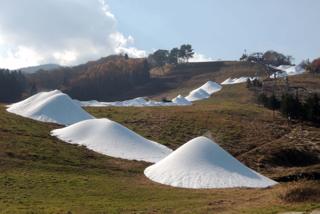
[0,84,319,213]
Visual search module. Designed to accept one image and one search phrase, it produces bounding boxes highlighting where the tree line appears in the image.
[147,44,195,70]
[0,69,26,102]
[257,92,320,124]
[247,78,320,124]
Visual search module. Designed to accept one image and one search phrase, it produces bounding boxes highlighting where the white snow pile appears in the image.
[79,97,186,107]
[270,64,306,78]
[7,90,94,125]
[51,118,172,163]
[221,77,257,85]
[185,81,222,102]
[144,136,277,189]
[171,95,192,106]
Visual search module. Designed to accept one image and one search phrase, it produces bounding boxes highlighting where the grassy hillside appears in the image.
[1,82,319,213]
[126,61,268,100]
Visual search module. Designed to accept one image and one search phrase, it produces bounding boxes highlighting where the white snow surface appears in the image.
[79,97,186,107]
[270,64,306,78]
[7,90,94,125]
[51,118,173,163]
[185,81,222,102]
[80,81,221,106]
[221,77,257,85]
[144,136,278,189]
[172,95,192,106]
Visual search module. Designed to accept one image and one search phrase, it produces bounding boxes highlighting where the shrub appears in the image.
[280,181,320,203]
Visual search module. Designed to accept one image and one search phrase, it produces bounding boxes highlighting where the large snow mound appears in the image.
[51,118,172,163]
[172,95,192,106]
[144,136,277,189]
[221,77,257,85]
[186,81,221,102]
[7,90,94,125]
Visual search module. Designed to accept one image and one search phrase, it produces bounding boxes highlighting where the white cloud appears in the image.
[189,52,214,62]
[0,0,145,69]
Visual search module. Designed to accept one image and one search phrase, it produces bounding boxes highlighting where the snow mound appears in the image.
[79,97,184,107]
[221,77,256,85]
[144,136,277,189]
[172,95,192,106]
[185,88,210,102]
[270,64,306,78]
[199,81,222,94]
[186,81,221,102]
[51,118,172,163]
[7,90,94,125]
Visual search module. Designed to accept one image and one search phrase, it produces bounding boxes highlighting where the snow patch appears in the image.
[51,118,172,163]
[7,90,94,125]
[144,136,277,189]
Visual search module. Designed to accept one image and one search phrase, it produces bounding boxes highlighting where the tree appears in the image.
[168,48,180,65]
[269,94,280,110]
[240,53,248,61]
[246,78,252,88]
[303,93,320,123]
[247,52,264,63]
[30,82,38,95]
[179,44,194,63]
[280,93,302,120]
[262,50,293,66]
[149,49,169,73]
[309,58,320,74]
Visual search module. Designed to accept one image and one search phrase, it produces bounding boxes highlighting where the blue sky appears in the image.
[0,0,319,69]
[107,0,320,63]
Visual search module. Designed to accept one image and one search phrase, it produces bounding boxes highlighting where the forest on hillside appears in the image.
[0,55,151,102]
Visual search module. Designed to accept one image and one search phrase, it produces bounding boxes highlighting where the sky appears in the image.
[0,0,319,69]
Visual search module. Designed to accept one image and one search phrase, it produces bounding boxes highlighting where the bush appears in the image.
[257,92,320,124]
[280,181,320,203]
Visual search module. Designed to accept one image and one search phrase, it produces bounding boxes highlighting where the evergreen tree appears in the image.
[168,48,180,65]
[179,44,194,63]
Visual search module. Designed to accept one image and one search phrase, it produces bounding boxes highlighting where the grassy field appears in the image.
[0,83,319,213]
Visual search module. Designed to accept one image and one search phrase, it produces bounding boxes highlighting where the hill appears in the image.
[120,61,268,100]
[27,55,150,101]
[19,64,62,74]
[3,56,268,103]
[1,79,319,213]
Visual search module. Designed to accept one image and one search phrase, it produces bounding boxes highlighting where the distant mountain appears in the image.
[19,64,62,74]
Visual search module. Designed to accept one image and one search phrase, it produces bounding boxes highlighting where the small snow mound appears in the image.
[7,90,94,125]
[199,81,222,94]
[144,136,277,189]
[172,95,192,106]
[221,77,256,85]
[80,97,182,107]
[270,64,306,78]
[51,118,172,163]
[185,88,210,102]
[185,81,222,102]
